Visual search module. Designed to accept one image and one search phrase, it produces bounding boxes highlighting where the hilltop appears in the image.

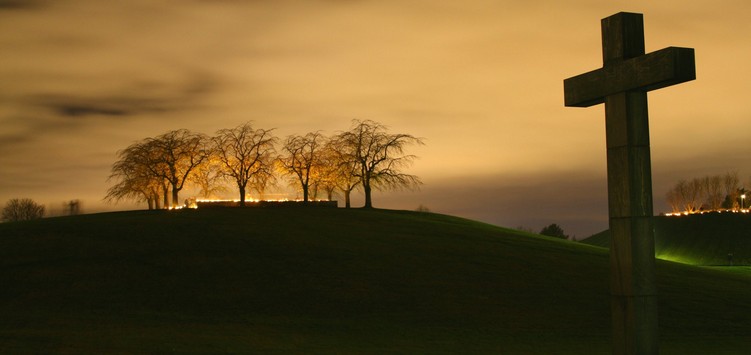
[1,208,750,354]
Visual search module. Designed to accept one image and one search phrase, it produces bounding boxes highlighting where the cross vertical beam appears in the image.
[563,12,695,355]
[602,14,658,355]
[606,90,658,355]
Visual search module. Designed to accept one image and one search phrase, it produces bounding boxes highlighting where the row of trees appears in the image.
[664,171,746,214]
[105,120,424,209]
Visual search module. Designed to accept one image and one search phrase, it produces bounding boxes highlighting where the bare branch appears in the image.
[213,122,278,205]
[332,119,424,208]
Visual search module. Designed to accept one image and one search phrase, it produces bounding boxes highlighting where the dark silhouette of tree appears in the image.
[665,187,682,214]
[723,187,748,210]
[2,198,44,222]
[675,179,703,213]
[189,156,227,199]
[64,200,81,216]
[248,164,276,200]
[704,174,724,211]
[540,223,568,239]
[723,171,740,210]
[322,136,360,208]
[278,132,326,202]
[665,171,744,214]
[213,122,278,206]
[313,142,345,202]
[334,119,423,208]
[105,121,424,209]
[105,140,165,209]
[148,129,210,208]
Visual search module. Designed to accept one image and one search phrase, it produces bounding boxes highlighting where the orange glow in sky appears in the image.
[1,0,750,237]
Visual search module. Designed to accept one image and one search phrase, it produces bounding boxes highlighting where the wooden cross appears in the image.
[563,12,695,355]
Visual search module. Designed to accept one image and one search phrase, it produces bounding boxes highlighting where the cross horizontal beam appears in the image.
[564,46,696,107]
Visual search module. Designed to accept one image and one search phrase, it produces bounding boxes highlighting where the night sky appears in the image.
[2,0,750,237]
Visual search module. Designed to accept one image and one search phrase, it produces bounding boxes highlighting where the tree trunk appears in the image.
[363,183,373,208]
[239,184,246,207]
[162,187,169,209]
[171,186,179,208]
[303,184,309,203]
[344,190,351,208]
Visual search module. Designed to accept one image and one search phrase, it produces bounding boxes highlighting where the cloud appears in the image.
[0,68,220,148]
[0,67,223,207]
[34,90,196,119]
[43,101,130,118]
[0,0,43,10]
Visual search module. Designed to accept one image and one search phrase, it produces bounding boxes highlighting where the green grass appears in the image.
[584,213,751,265]
[1,208,750,354]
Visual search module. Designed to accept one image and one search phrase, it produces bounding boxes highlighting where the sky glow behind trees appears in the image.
[2,0,751,236]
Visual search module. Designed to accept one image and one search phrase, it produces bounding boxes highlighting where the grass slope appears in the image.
[584,213,751,265]
[1,208,750,354]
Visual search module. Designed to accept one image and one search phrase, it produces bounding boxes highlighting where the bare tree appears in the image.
[278,132,327,202]
[2,198,44,222]
[704,174,724,211]
[105,174,161,210]
[679,178,704,213]
[666,171,745,213]
[105,141,165,209]
[214,122,278,206]
[64,200,81,216]
[189,156,227,199]
[665,187,682,213]
[322,137,361,208]
[313,143,339,201]
[147,129,210,208]
[335,119,424,208]
[723,171,740,210]
[249,164,276,200]
[141,140,171,209]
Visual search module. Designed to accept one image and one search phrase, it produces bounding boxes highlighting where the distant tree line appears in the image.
[514,223,576,241]
[664,171,747,214]
[105,119,424,209]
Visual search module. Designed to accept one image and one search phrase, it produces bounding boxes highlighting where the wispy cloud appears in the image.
[0,0,44,10]
[30,71,218,119]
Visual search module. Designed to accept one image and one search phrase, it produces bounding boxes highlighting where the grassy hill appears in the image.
[584,213,751,265]
[1,208,750,354]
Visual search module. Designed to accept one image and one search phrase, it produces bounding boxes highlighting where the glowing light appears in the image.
[167,197,198,210]
[656,253,694,264]
[664,208,751,217]
[195,198,331,203]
